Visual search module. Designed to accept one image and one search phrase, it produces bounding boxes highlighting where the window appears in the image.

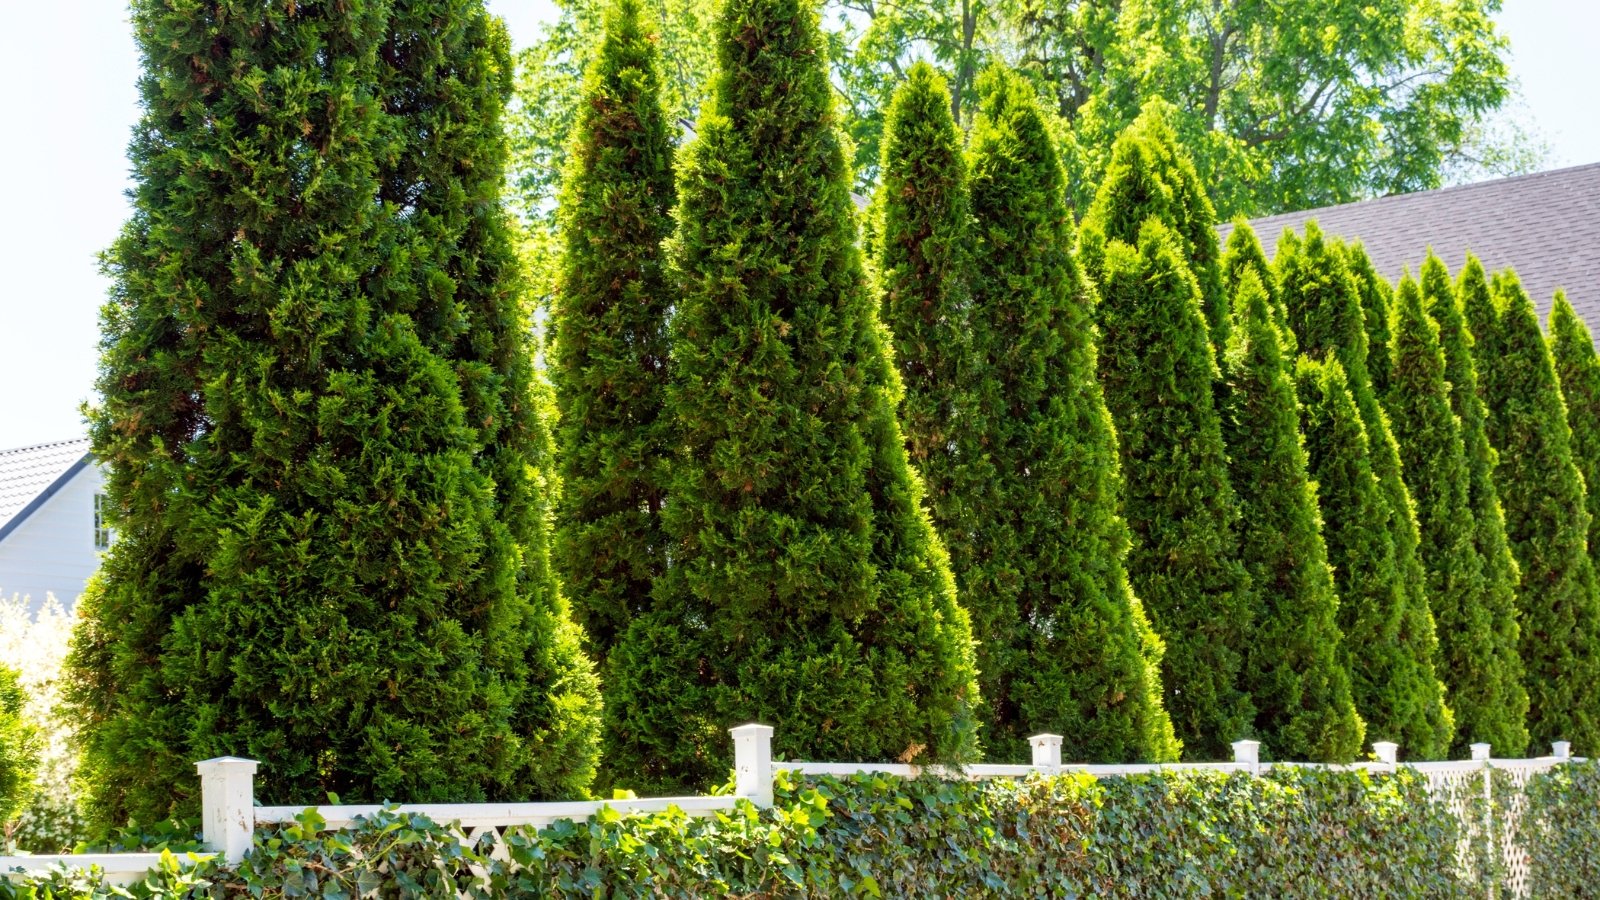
[94,493,111,549]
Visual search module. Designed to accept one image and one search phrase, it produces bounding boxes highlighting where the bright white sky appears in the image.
[1,1,1595,450]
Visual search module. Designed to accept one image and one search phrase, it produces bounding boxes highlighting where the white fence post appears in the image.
[1551,740,1571,760]
[1470,742,1491,762]
[1372,741,1399,769]
[196,757,259,865]
[731,723,774,808]
[1231,739,1261,775]
[1029,734,1063,775]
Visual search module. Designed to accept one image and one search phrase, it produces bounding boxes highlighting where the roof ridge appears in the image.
[1246,161,1600,224]
[0,437,90,457]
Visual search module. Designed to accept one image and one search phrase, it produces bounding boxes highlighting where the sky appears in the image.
[1,1,1596,451]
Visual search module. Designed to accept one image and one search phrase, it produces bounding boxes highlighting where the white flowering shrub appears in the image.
[0,592,85,851]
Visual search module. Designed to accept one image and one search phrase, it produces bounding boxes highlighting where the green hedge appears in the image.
[7,765,1526,899]
[1520,760,1600,896]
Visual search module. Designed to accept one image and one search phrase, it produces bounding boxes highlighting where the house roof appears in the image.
[0,438,92,542]
[1218,162,1600,333]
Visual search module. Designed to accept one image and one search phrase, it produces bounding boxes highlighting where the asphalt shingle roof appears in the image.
[1218,163,1600,337]
[0,438,91,535]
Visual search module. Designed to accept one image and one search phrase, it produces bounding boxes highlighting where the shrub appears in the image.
[603,0,980,792]
[1469,268,1600,754]
[1223,270,1363,761]
[0,768,1477,898]
[1275,224,1453,758]
[551,0,676,667]
[0,594,82,851]
[1520,759,1600,895]
[70,0,600,824]
[1387,265,1526,754]
[1092,219,1253,760]
[0,663,39,842]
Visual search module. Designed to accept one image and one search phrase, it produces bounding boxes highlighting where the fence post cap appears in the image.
[729,723,774,738]
[1029,733,1064,745]
[1371,741,1399,764]
[1551,740,1572,759]
[196,757,260,775]
[1469,742,1492,761]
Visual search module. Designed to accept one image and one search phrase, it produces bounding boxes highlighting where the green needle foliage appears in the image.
[872,62,975,579]
[1275,224,1452,758]
[67,0,600,824]
[551,0,676,664]
[1548,292,1600,572]
[1347,244,1397,399]
[0,664,39,830]
[1435,256,1529,754]
[604,0,980,791]
[1223,270,1363,761]
[1388,265,1523,753]
[954,65,1177,762]
[1094,219,1254,760]
[1080,109,1230,359]
[1222,221,1291,355]
[1296,358,1433,755]
[1470,270,1600,753]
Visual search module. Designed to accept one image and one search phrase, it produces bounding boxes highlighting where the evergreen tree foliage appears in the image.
[604,0,980,792]
[1433,255,1529,754]
[1094,219,1254,759]
[1222,221,1290,354]
[950,64,1177,762]
[0,664,39,827]
[1080,109,1230,357]
[1296,358,1437,754]
[551,0,676,664]
[1388,265,1523,753]
[1548,292,1600,573]
[1346,243,1397,399]
[1470,270,1600,753]
[872,62,974,569]
[66,0,600,825]
[1275,224,1453,758]
[1223,270,1363,761]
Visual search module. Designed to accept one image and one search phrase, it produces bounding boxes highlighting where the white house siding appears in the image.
[0,464,106,615]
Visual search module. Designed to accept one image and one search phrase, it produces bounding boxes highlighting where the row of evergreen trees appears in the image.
[71,0,1600,824]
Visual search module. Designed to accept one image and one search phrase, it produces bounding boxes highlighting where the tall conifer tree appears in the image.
[67,0,600,823]
[1346,243,1397,399]
[1434,256,1529,754]
[1222,221,1290,353]
[1388,266,1523,753]
[1297,358,1437,754]
[1548,292,1600,568]
[1469,271,1600,753]
[1275,224,1452,758]
[1080,112,1229,357]
[1223,271,1363,761]
[947,65,1177,762]
[604,0,980,791]
[1093,219,1254,759]
[552,0,675,663]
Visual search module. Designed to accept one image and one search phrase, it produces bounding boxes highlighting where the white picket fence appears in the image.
[0,723,1580,895]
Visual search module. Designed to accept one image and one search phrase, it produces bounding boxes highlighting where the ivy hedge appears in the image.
[18,763,1600,898]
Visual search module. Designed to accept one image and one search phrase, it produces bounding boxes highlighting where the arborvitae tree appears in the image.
[1346,243,1397,399]
[551,0,675,664]
[604,0,980,791]
[66,0,600,824]
[1549,292,1600,569]
[1296,358,1430,755]
[0,664,39,827]
[1433,256,1529,754]
[1470,270,1600,753]
[1079,109,1229,357]
[1275,223,1453,758]
[1222,220,1291,354]
[1389,266,1522,753]
[872,61,975,574]
[1094,219,1253,759]
[1223,270,1363,761]
[948,65,1177,762]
